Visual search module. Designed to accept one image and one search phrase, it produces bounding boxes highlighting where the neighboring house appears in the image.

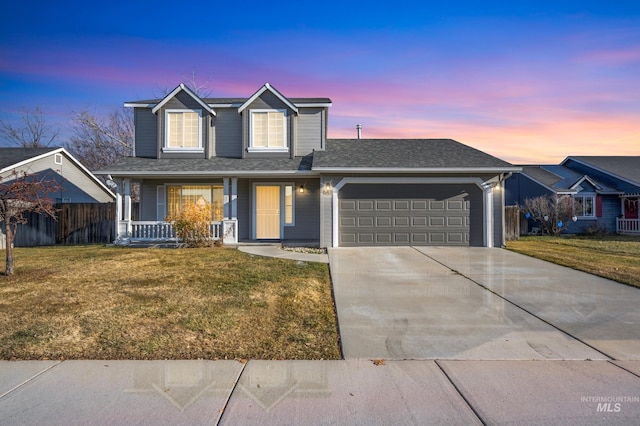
[97,83,519,247]
[505,156,640,235]
[1,147,116,247]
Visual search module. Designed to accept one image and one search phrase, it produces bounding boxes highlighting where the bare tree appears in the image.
[154,69,213,98]
[522,195,579,236]
[66,108,134,171]
[1,170,62,275]
[0,107,59,148]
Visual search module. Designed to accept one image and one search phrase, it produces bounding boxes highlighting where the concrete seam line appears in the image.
[607,361,640,380]
[0,361,62,400]
[412,247,615,361]
[215,360,247,426]
[434,360,487,426]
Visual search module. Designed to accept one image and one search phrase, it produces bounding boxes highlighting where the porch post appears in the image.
[123,178,132,236]
[115,191,122,241]
[231,178,238,220]
[223,177,230,219]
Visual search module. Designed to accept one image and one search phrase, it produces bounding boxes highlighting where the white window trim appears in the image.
[163,109,204,152]
[54,153,63,165]
[248,109,288,152]
[574,194,596,219]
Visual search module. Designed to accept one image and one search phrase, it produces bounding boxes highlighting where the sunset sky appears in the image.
[1,1,638,164]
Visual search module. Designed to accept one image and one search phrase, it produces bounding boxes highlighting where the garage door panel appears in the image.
[358,217,374,227]
[376,217,392,226]
[339,184,478,247]
[394,217,410,227]
[394,200,410,210]
[376,200,392,210]
[341,217,356,227]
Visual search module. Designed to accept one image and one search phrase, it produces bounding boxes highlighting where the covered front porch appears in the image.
[113,178,239,245]
[617,194,640,235]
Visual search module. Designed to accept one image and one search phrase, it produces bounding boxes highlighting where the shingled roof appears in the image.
[0,147,59,170]
[564,156,640,186]
[313,139,517,171]
[97,155,314,177]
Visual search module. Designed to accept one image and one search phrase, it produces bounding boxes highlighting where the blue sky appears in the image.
[1,1,639,163]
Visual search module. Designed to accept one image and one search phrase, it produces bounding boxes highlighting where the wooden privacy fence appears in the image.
[1,203,118,248]
[505,206,529,241]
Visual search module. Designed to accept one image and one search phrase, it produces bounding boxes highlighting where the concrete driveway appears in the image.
[329,247,640,360]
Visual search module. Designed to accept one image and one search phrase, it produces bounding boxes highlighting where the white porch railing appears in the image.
[617,218,640,235]
[116,220,238,244]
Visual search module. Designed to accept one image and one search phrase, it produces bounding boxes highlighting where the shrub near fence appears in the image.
[1,203,117,248]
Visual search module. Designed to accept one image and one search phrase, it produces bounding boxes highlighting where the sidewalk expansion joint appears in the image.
[413,247,615,361]
[215,360,247,426]
[434,360,487,425]
[0,361,62,400]
[608,361,640,379]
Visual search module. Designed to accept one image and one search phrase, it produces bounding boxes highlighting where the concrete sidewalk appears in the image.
[1,359,639,425]
[238,244,329,263]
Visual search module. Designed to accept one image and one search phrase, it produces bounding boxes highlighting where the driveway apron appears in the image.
[329,247,609,360]
[415,246,640,360]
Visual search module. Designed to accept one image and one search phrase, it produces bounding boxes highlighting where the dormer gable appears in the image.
[152,83,215,116]
[238,83,298,114]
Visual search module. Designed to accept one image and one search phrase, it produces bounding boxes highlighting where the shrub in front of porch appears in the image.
[166,202,214,247]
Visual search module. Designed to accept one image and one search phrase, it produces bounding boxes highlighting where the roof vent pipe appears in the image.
[356,124,362,139]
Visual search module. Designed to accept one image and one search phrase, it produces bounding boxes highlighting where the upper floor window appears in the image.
[165,110,202,151]
[574,195,595,218]
[249,110,287,151]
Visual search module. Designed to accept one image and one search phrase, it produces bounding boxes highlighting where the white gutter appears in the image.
[314,167,522,174]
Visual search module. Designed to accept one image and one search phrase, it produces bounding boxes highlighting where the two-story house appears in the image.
[98,83,519,247]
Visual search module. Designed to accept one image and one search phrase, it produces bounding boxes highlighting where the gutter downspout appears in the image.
[482,183,494,248]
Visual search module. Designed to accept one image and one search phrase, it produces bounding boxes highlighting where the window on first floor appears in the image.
[574,195,595,218]
[165,110,202,150]
[284,184,294,225]
[250,110,287,150]
[167,185,224,221]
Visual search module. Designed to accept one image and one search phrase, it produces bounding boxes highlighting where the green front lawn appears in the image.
[0,246,341,360]
[507,235,640,288]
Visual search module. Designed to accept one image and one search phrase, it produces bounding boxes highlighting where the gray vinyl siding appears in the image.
[237,178,251,241]
[283,179,320,240]
[140,182,159,221]
[296,108,323,156]
[320,175,337,248]
[213,108,242,157]
[133,108,157,158]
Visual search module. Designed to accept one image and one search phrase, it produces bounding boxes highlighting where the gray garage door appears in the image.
[338,184,481,246]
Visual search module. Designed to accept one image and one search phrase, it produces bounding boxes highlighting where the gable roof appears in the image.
[517,165,621,195]
[237,83,298,113]
[0,147,58,170]
[313,139,519,173]
[562,156,640,186]
[150,83,215,115]
[0,147,115,198]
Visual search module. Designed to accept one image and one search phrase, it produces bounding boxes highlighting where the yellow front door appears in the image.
[256,186,281,239]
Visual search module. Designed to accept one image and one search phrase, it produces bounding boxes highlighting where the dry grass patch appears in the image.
[0,246,341,360]
[507,236,640,288]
